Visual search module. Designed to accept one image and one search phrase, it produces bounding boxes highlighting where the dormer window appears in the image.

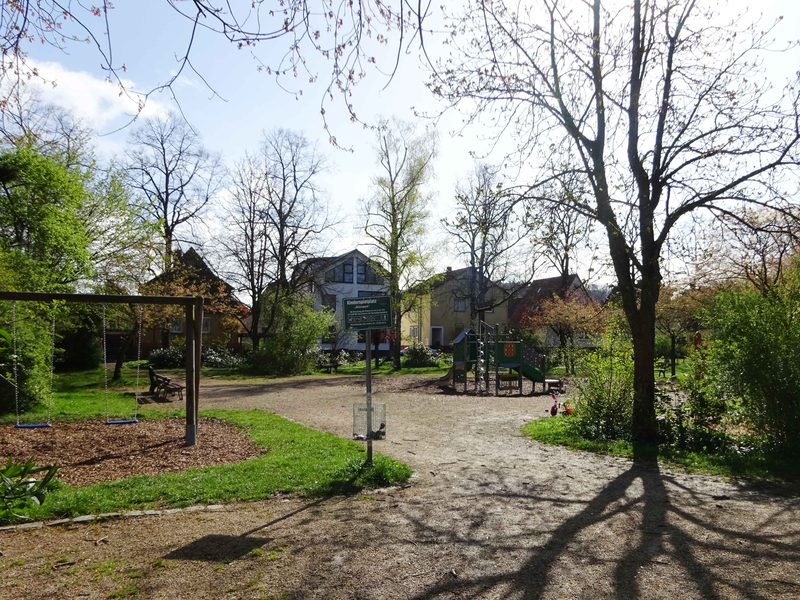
[325,260,354,283]
[357,259,380,284]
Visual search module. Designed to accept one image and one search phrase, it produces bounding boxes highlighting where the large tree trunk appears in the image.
[112,321,140,381]
[249,302,261,350]
[630,300,659,454]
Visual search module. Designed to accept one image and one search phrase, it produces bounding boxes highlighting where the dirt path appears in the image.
[3,375,800,599]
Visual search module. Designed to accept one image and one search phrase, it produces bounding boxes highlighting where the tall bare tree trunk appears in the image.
[112,321,140,381]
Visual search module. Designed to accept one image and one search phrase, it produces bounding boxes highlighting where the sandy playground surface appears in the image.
[2,374,800,599]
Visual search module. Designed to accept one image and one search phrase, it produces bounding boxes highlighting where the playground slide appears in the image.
[513,361,545,384]
[439,365,454,385]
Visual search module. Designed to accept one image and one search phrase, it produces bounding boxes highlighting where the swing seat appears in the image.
[105,419,139,425]
[15,424,52,429]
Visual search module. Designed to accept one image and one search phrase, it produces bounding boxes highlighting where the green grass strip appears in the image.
[522,417,800,481]
[12,409,412,523]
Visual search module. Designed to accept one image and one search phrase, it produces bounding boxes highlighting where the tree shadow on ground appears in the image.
[163,499,328,562]
[404,459,800,599]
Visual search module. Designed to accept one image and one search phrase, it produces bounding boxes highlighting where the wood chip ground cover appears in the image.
[0,417,264,486]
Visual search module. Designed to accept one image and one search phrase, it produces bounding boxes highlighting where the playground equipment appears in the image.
[1,291,204,445]
[442,322,552,396]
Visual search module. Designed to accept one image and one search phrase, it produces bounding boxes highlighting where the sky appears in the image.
[12,0,800,282]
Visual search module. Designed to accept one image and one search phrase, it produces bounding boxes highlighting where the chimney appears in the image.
[446,266,452,273]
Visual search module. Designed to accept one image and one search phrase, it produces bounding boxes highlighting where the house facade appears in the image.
[295,249,390,351]
[136,248,245,357]
[508,273,594,348]
[401,267,509,349]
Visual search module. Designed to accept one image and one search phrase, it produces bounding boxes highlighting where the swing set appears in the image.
[0,291,204,446]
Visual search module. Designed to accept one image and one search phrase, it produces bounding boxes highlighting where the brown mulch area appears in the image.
[0,417,265,487]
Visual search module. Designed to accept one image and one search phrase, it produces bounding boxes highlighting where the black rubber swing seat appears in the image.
[105,420,139,425]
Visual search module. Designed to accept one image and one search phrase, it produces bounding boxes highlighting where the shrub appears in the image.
[654,334,672,359]
[148,345,185,368]
[148,344,244,369]
[0,304,51,415]
[707,273,800,454]
[246,295,332,376]
[567,321,634,442]
[402,342,437,368]
[0,457,59,522]
[202,346,244,369]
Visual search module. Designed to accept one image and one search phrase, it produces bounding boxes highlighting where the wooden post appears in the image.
[185,303,196,446]
[194,296,203,437]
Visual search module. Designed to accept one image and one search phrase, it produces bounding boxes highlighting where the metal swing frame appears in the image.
[1,292,204,446]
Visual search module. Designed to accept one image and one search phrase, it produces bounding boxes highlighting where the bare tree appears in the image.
[362,116,437,370]
[432,0,800,447]
[0,2,426,138]
[126,113,222,271]
[525,171,599,282]
[0,89,94,171]
[690,207,800,295]
[443,162,527,327]
[217,129,332,349]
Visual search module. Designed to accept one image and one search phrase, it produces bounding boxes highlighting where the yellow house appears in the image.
[402,267,509,348]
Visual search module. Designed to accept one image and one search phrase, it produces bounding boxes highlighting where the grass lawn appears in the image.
[1,367,174,426]
[522,416,799,481]
[3,369,413,523]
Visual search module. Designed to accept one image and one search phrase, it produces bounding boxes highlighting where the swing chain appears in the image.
[134,304,143,420]
[102,303,109,424]
[48,305,56,426]
[12,301,18,427]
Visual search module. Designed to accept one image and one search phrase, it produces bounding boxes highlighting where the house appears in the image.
[401,266,510,349]
[136,248,246,356]
[507,273,594,348]
[294,249,390,351]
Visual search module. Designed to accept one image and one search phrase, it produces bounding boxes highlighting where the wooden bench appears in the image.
[148,366,185,402]
[656,360,667,378]
[319,363,337,374]
[545,379,565,394]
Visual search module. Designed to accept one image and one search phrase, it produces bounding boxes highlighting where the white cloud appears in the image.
[19,59,170,129]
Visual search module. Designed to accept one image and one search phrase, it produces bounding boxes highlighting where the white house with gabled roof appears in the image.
[294,249,390,351]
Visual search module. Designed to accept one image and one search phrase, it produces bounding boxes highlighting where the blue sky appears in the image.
[15,0,800,280]
[19,1,488,266]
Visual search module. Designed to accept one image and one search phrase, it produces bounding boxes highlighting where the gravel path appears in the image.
[2,375,800,599]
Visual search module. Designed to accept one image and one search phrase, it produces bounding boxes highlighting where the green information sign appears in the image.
[343,296,393,330]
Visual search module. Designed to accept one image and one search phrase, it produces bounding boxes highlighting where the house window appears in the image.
[358,290,384,298]
[325,260,353,283]
[454,297,466,312]
[357,259,380,284]
[169,317,183,334]
[322,294,337,311]
[410,325,419,339]
[202,317,211,334]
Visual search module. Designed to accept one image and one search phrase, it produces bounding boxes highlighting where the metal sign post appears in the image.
[365,329,373,464]
[343,296,392,466]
